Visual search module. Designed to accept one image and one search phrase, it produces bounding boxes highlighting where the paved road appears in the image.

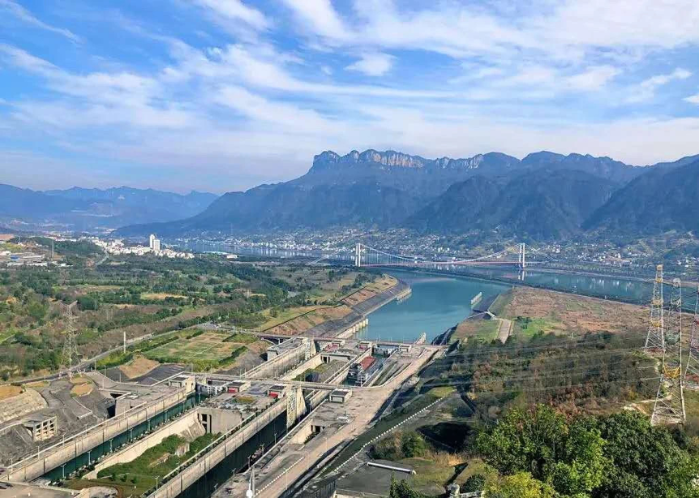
[259,347,441,498]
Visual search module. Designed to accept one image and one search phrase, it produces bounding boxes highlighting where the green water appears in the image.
[357,268,698,343]
[356,271,509,343]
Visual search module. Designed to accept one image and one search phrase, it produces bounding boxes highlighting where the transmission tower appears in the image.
[61,304,80,379]
[651,278,686,426]
[644,264,665,352]
[685,286,699,389]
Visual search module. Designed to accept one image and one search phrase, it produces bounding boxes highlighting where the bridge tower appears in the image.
[651,277,686,425]
[518,243,526,269]
[685,286,699,389]
[355,242,362,268]
[644,265,665,352]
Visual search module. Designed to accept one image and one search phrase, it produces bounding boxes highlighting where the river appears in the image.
[354,267,698,343]
[355,271,509,343]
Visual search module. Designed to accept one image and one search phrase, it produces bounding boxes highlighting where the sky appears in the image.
[1,0,699,194]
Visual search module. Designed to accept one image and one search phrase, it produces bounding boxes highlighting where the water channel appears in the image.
[356,271,508,343]
[357,267,699,343]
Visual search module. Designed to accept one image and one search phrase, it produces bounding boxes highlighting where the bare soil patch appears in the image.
[503,287,648,337]
[0,385,23,400]
[119,355,160,379]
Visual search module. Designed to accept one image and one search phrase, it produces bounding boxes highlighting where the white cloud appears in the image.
[193,0,269,30]
[625,68,692,103]
[345,53,394,76]
[281,0,352,40]
[0,0,81,42]
[0,44,198,130]
[566,65,620,91]
[685,94,699,105]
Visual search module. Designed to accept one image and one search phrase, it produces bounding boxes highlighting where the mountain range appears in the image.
[0,185,218,231]
[115,149,699,241]
[4,148,699,241]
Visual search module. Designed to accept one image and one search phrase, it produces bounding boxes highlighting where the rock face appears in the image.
[116,149,699,240]
[310,149,520,173]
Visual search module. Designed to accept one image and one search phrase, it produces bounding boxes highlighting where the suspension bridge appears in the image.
[351,242,533,269]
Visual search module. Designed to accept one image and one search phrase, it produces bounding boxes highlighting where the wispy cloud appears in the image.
[624,68,692,103]
[0,0,81,42]
[192,0,270,31]
[345,53,395,77]
[1,0,699,192]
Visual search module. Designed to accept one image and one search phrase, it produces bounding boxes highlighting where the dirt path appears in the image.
[497,318,512,343]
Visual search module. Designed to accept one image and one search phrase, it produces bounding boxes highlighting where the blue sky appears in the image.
[1,0,699,193]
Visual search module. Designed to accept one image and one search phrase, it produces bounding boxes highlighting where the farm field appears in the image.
[144,331,243,363]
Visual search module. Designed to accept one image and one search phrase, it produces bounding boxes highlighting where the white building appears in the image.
[153,239,161,252]
[149,234,156,250]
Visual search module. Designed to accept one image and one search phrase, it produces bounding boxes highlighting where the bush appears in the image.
[462,474,486,492]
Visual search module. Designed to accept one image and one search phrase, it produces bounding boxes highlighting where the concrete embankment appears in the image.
[84,412,203,479]
[304,280,411,339]
[146,401,287,498]
[3,387,191,483]
[244,339,310,379]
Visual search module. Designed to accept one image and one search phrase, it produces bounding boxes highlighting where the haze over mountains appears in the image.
[113,149,699,241]
[0,185,218,231]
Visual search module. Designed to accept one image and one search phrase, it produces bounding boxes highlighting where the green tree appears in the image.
[486,472,557,498]
[401,432,428,458]
[25,299,47,322]
[592,411,699,498]
[476,405,568,480]
[389,478,423,498]
[549,419,606,495]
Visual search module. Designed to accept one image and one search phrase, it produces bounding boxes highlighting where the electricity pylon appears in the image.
[61,303,79,379]
[685,286,699,389]
[651,278,686,425]
[644,264,665,352]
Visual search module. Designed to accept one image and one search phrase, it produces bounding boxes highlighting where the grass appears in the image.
[258,306,325,330]
[400,457,456,491]
[0,328,18,344]
[82,433,218,496]
[451,319,499,344]
[489,289,513,316]
[145,332,242,362]
[427,386,456,398]
[223,332,258,344]
[513,316,564,338]
[454,458,499,487]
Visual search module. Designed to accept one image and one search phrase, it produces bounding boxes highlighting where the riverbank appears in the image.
[302,279,411,338]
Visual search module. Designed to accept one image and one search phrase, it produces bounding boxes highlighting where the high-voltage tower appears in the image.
[644,264,665,352]
[61,303,80,379]
[650,277,686,426]
[685,286,699,389]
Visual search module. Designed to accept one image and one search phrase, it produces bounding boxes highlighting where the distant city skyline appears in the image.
[1,0,699,193]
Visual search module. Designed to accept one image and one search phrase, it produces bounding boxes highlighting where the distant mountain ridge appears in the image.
[585,158,699,235]
[0,185,218,231]
[116,148,699,240]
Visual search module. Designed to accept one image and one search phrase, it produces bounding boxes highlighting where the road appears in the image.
[257,347,441,498]
[497,318,512,343]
